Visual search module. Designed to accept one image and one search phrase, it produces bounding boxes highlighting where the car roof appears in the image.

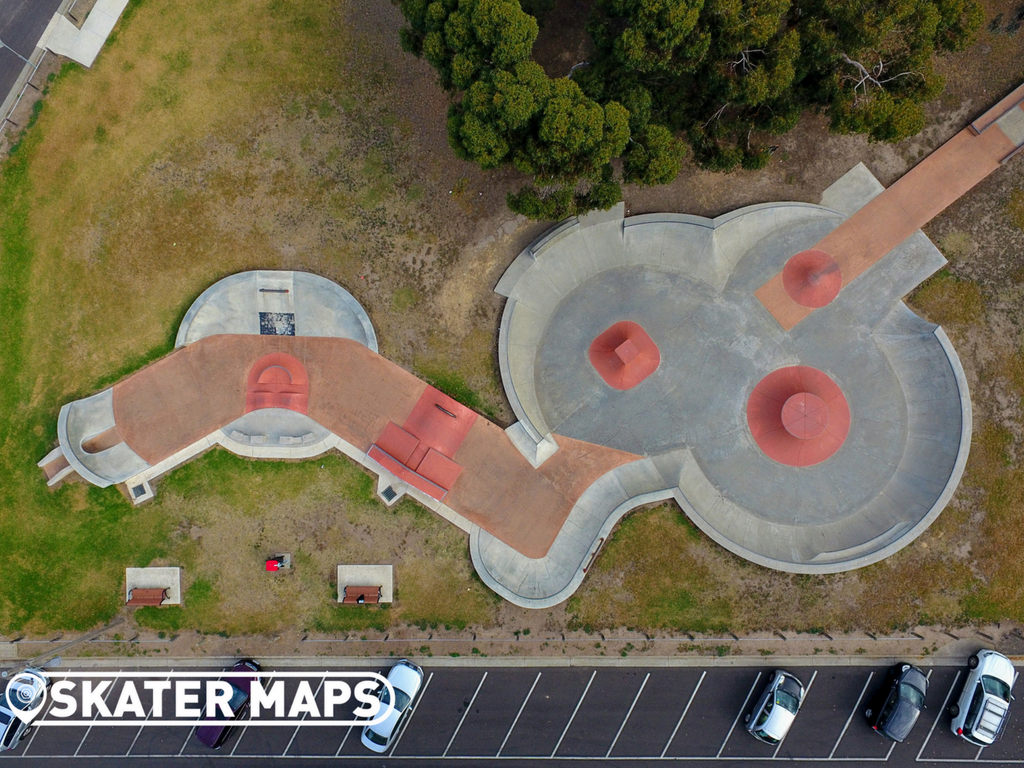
[387,663,423,697]
[883,698,921,740]
[762,706,796,740]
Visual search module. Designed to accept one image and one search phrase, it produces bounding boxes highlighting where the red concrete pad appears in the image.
[416,448,463,490]
[747,366,851,467]
[782,250,842,308]
[589,321,660,390]
[246,352,309,414]
[374,422,420,466]
[401,386,478,467]
[368,445,449,501]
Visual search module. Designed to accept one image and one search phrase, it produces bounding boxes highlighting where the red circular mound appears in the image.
[782,249,843,308]
[747,366,850,467]
[589,321,660,390]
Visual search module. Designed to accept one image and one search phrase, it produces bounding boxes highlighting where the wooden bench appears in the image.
[342,586,381,605]
[126,587,168,607]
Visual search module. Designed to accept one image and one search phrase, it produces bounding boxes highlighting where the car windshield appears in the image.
[365,727,389,746]
[380,684,411,713]
[754,729,780,744]
[982,676,1011,702]
[899,683,925,709]
[227,683,249,712]
[776,689,800,714]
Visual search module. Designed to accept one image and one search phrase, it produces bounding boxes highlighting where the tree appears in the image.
[585,0,982,167]
[402,0,652,219]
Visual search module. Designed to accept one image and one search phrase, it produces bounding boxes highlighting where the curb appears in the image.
[40,653,1021,670]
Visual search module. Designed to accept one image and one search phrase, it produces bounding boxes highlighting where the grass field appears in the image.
[0,0,498,635]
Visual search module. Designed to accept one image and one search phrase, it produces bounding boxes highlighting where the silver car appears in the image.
[1,668,49,752]
[745,670,806,745]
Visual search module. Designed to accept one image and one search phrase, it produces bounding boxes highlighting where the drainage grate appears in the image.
[259,312,296,335]
[131,485,146,498]
[381,486,397,502]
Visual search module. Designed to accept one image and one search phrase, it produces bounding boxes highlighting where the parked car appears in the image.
[196,660,261,749]
[744,670,806,745]
[361,659,424,753]
[864,663,928,742]
[949,650,1017,746]
[0,668,49,753]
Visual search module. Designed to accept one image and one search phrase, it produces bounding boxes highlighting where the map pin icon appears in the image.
[5,672,48,725]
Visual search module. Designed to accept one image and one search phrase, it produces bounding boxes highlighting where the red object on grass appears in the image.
[746,366,851,467]
[265,559,281,571]
[589,321,660,390]
[782,249,843,308]
[246,353,309,414]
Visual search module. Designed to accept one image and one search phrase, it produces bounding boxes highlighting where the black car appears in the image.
[865,663,928,742]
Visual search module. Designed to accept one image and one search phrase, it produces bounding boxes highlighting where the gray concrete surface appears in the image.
[175,270,378,351]
[57,388,150,486]
[492,164,970,602]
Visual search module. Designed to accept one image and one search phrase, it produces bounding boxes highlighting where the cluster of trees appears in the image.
[399,0,983,219]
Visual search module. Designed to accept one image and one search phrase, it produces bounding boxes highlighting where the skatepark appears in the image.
[39,83,1024,609]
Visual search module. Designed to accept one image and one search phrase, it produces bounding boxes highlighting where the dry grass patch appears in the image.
[909,271,985,327]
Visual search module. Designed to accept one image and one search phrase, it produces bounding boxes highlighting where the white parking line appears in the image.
[283,676,326,756]
[388,671,433,757]
[917,670,962,762]
[19,683,61,756]
[774,670,817,758]
[73,670,121,757]
[231,674,273,757]
[717,671,763,758]
[333,725,354,757]
[550,670,597,758]
[662,670,707,758]
[606,672,649,758]
[497,671,541,757]
[975,745,986,760]
[442,671,487,757]
[830,671,874,759]
[126,671,172,757]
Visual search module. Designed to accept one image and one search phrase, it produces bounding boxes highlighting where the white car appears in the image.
[949,650,1017,746]
[744,670,806,745]
[0,668,49,752]
[361,660,424,753]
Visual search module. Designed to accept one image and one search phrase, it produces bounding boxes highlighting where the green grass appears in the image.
[416,367,497,418]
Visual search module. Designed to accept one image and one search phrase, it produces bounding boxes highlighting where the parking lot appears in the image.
[3,663,1021,767]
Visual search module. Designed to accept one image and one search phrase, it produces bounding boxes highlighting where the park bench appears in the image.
[342,586,381,605]
[126,587,168,607]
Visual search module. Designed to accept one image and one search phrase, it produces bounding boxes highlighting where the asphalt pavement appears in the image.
[1,662,1021,767]
[0,0,64,113]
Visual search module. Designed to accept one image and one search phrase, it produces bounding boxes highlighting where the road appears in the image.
[2,662,1021,766]
[0,0,64,113]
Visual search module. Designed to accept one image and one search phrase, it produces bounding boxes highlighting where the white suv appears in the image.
[949,650,1018,746]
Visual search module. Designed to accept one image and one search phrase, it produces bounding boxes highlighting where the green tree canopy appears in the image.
[399,0,982,217]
